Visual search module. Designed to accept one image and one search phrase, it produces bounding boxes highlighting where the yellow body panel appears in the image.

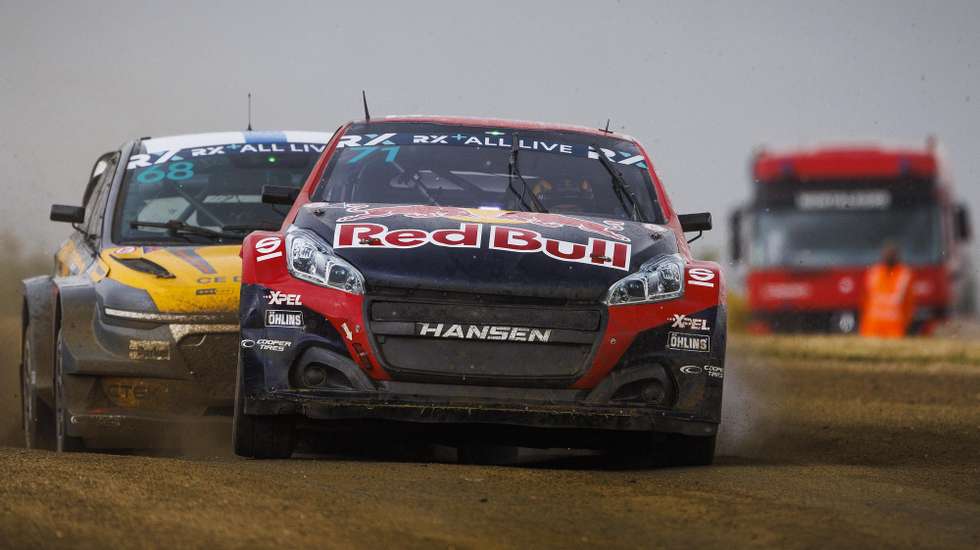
[99,245,243,313]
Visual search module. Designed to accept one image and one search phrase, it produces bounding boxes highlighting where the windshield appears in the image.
[751,206,942,268]
[116,140,323,244]
[314,123,664,223]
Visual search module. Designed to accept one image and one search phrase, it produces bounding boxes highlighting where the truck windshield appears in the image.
[314,123,664,223]
[751,206,942,268]
[116,141,322,244]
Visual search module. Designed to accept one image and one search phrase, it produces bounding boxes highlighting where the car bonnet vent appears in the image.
[113,257,176,278]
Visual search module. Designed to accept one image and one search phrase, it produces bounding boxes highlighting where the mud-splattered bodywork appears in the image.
[237,118,727,450]
[21,131,330,449]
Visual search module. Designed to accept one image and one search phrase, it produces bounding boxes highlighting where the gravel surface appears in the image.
[1,336,979,549]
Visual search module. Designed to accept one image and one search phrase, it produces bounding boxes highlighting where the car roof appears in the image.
[355,115,638,142]
[139,130,333,153]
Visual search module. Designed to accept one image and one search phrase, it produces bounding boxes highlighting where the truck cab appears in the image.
[731,141,974,334]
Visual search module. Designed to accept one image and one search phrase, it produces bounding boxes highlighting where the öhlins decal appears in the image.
[667,332,710,353]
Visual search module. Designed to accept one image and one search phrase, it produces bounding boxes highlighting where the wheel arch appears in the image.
[21,276,58,405]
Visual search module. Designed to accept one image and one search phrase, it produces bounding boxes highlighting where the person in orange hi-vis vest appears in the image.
[859,243,915,338]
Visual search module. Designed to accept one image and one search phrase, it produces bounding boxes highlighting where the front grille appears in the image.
[176,333,239,403]
[371,301,600,331]
[366,297,605,387]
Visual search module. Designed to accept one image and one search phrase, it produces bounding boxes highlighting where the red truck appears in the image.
[731,141,974,334]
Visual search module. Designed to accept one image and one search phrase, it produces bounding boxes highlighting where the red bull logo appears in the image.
[333,222,630,271]
[497,211,629,242]
[325,203,631,243]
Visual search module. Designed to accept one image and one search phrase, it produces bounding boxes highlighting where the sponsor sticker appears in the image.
[704,365,724,379]
[241,338,292,352]
[679,365,724,378]
[126,143,326,170]
[128,340,171,361]
[416,322,552,343]
[334,222,630,271]
[331,204,630,243]
[667,332,710,353]
[671,314,711,331]
[267,291,302,306]
[265,310,304,328]
[255,236,283,262]
[687,267,716,288]
[335,133,647,169]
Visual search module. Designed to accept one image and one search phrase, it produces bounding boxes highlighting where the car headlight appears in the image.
[605,253,685,305]
[285,228,365,294]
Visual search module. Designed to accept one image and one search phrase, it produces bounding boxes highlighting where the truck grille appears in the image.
[366,297,604,387]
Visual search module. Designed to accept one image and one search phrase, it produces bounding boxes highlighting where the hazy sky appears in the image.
[1,0,978,262]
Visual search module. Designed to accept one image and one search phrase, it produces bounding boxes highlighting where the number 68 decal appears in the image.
[688,267,716,288]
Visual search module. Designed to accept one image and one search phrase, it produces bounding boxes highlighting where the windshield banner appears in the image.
[126,142,327,170]
[336,132,648,169]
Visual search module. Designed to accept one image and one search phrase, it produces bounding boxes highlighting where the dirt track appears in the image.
[1,335,979,549]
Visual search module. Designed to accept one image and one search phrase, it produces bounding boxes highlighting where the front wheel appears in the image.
[21,321,55,450]
[232,362,295,459]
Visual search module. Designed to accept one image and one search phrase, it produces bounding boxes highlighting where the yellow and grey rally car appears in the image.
[21,131,330,451]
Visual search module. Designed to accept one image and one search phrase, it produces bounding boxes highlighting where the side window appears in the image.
[82,152,119,238]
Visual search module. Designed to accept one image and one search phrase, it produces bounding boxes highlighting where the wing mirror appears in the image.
[678,212,712,233]
[729,209,743,262]
[261,185,300,206]
[50,204,85,224]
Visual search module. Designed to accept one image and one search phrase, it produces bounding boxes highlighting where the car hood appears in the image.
[294,203,680,302]
[99,244,242,313]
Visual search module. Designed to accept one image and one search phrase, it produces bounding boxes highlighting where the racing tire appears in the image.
[232,364,295,459]
[660,434,716,467]
[54,328,85,453]
[456,443,519,466]
[21,321,55,450]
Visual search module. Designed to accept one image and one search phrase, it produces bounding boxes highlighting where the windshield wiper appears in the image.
[507,133,548,213]
[130,220,239,240]
[591,143,645,222]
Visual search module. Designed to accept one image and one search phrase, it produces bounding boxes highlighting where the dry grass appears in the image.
[0,230,47,446]
[0,316,22,446]
[731,333,980,366]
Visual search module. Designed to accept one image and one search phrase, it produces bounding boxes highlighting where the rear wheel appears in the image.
[232,362,295,459]
[21,322,55,450]
[54,328,86,453]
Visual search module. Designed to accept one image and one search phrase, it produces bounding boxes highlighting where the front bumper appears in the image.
[238,281,727,443]
[68,409,231,449]
[243,344,720,438]
[58,307,240,445]
[247,389,717,437]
